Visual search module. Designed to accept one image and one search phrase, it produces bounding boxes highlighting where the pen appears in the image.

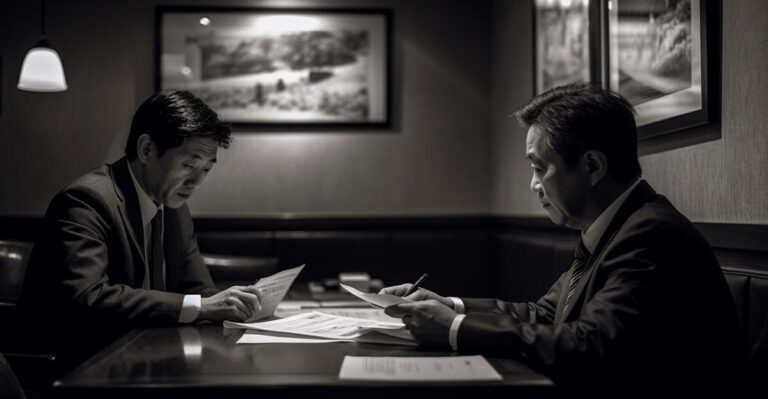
[403,273,429,296]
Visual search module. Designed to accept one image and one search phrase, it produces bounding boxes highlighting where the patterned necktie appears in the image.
[563,239,589,314]
[149,209,165,290]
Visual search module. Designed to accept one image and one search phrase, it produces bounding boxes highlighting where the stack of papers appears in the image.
[224,311,417,346]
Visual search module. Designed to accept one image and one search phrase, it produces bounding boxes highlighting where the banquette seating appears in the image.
[1,218,767,395]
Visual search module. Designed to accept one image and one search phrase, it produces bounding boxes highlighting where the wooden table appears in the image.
[52,323,556,398]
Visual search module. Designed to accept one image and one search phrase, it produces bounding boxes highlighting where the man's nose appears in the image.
[186,169,205,187]
[530,175,541,193]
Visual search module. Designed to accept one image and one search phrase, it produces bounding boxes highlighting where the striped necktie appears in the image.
[563,239,589,314]
[149,209,165,290]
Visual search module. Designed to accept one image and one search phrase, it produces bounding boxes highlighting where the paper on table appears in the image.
[338,355,503,381]
[225,311,416,345]
[225,311,403,339]
[247,264,305,321]
[339,283,409,308]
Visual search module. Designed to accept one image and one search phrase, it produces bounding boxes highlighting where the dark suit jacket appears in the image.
[457,181,744,394]
[19,157,219,373]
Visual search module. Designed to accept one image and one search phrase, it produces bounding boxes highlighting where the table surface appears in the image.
[52,308,555,398]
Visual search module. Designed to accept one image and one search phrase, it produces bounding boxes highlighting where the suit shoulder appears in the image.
[47,164,118,216]
[620,194,710,249]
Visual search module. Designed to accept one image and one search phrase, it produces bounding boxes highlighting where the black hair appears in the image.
[125,89,232,159]
[514,83,641,183]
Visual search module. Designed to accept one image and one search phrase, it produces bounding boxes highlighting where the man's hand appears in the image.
[384,300,457,346]
[378,284,453,308]
[199,285,262,322]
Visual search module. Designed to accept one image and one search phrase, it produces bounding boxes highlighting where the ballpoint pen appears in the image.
[403,273,429,296]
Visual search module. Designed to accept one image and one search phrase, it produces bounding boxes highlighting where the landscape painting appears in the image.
[158,8,389,127]
[535,0,592,94]
[609,0,702,127]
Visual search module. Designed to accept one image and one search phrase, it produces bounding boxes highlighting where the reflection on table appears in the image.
[53,308,556,398]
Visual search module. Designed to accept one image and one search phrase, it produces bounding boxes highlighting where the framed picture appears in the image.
[607,0,719,140]
[534,0,600,94]
[155,7,391,128]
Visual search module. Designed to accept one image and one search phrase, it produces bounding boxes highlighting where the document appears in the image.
[338,355,503,381]
[339,283,409,308]
[225,311,416,345]
[247,264,305,321]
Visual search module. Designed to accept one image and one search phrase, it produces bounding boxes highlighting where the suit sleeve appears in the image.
[456,224,671,384]
[52,187,184,324]
[460,272,564,324]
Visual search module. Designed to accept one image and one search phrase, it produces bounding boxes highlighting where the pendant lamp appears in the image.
[17,0,67,92]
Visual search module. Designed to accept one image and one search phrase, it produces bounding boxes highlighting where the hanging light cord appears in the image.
[41,0,46,38]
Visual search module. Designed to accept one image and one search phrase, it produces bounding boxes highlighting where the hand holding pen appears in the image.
[403,273,429,296]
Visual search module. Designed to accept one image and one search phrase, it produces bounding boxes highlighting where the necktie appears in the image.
[563,239,589,314]
[149,209,165,290]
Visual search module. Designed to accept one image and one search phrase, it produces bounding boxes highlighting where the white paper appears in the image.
[247,264,305,321]
[339,283,409,308]
[225,311,404,339]
[338,355,503,381]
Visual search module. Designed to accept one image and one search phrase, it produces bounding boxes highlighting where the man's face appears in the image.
[526,125,590,229]
[143,137,218,208]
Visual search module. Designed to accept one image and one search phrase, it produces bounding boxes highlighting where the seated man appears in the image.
[19,90,262,374]
[382,84,744,394]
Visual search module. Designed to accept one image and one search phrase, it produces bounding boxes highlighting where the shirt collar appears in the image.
[127,161,162,227]
[582,178,642,253]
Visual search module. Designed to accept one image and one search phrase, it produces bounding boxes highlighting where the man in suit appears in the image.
[382,84,744,394]
[19,90,262,374]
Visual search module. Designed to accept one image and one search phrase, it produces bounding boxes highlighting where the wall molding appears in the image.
[1,215,766,253]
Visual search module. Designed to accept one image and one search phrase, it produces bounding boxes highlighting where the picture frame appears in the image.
[606,0,719,140]
[155,7,391,129]
[533,0,601,94]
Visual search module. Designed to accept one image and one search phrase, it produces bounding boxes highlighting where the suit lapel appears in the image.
[110,157,148,286]
[559,181,658,322]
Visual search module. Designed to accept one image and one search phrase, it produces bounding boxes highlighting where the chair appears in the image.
[0,240,55,397]
[0,352,26,399]
[202,254,281,290]
[0,240,33,303]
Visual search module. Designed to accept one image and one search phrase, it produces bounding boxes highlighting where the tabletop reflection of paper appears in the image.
[247,264,305,321]
[339,355,503,381]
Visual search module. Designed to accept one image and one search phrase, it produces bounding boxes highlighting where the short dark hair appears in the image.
[514,83,641,183]
[125,89,232,159]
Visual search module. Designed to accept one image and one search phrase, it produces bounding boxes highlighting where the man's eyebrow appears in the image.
[191,154,217,163]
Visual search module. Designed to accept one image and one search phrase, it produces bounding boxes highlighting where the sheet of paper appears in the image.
[225,311,404,339]
[230,309,418,346]
[247,264,305,321]
[338,355,503,381]
[339,283,409,308]
[275,307,405,323]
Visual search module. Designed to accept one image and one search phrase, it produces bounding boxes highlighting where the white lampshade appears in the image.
[17,44,68,92]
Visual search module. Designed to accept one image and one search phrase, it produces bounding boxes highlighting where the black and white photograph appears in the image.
[1,1,766,398]
[608,0,709,129]
[158,8,389,126]
[535,0,592,94]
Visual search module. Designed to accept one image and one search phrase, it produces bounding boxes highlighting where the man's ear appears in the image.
[582,150,608,186]
[135,134,155,164]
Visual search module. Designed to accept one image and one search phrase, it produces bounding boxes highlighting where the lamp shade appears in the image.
[17,42,67,92]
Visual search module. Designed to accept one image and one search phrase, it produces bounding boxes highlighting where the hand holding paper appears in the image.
[339,283,409,308]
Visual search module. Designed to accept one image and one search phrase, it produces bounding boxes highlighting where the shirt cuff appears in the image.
[179,295,202,323]
[448,296,465,314]
[449,314,466,351]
